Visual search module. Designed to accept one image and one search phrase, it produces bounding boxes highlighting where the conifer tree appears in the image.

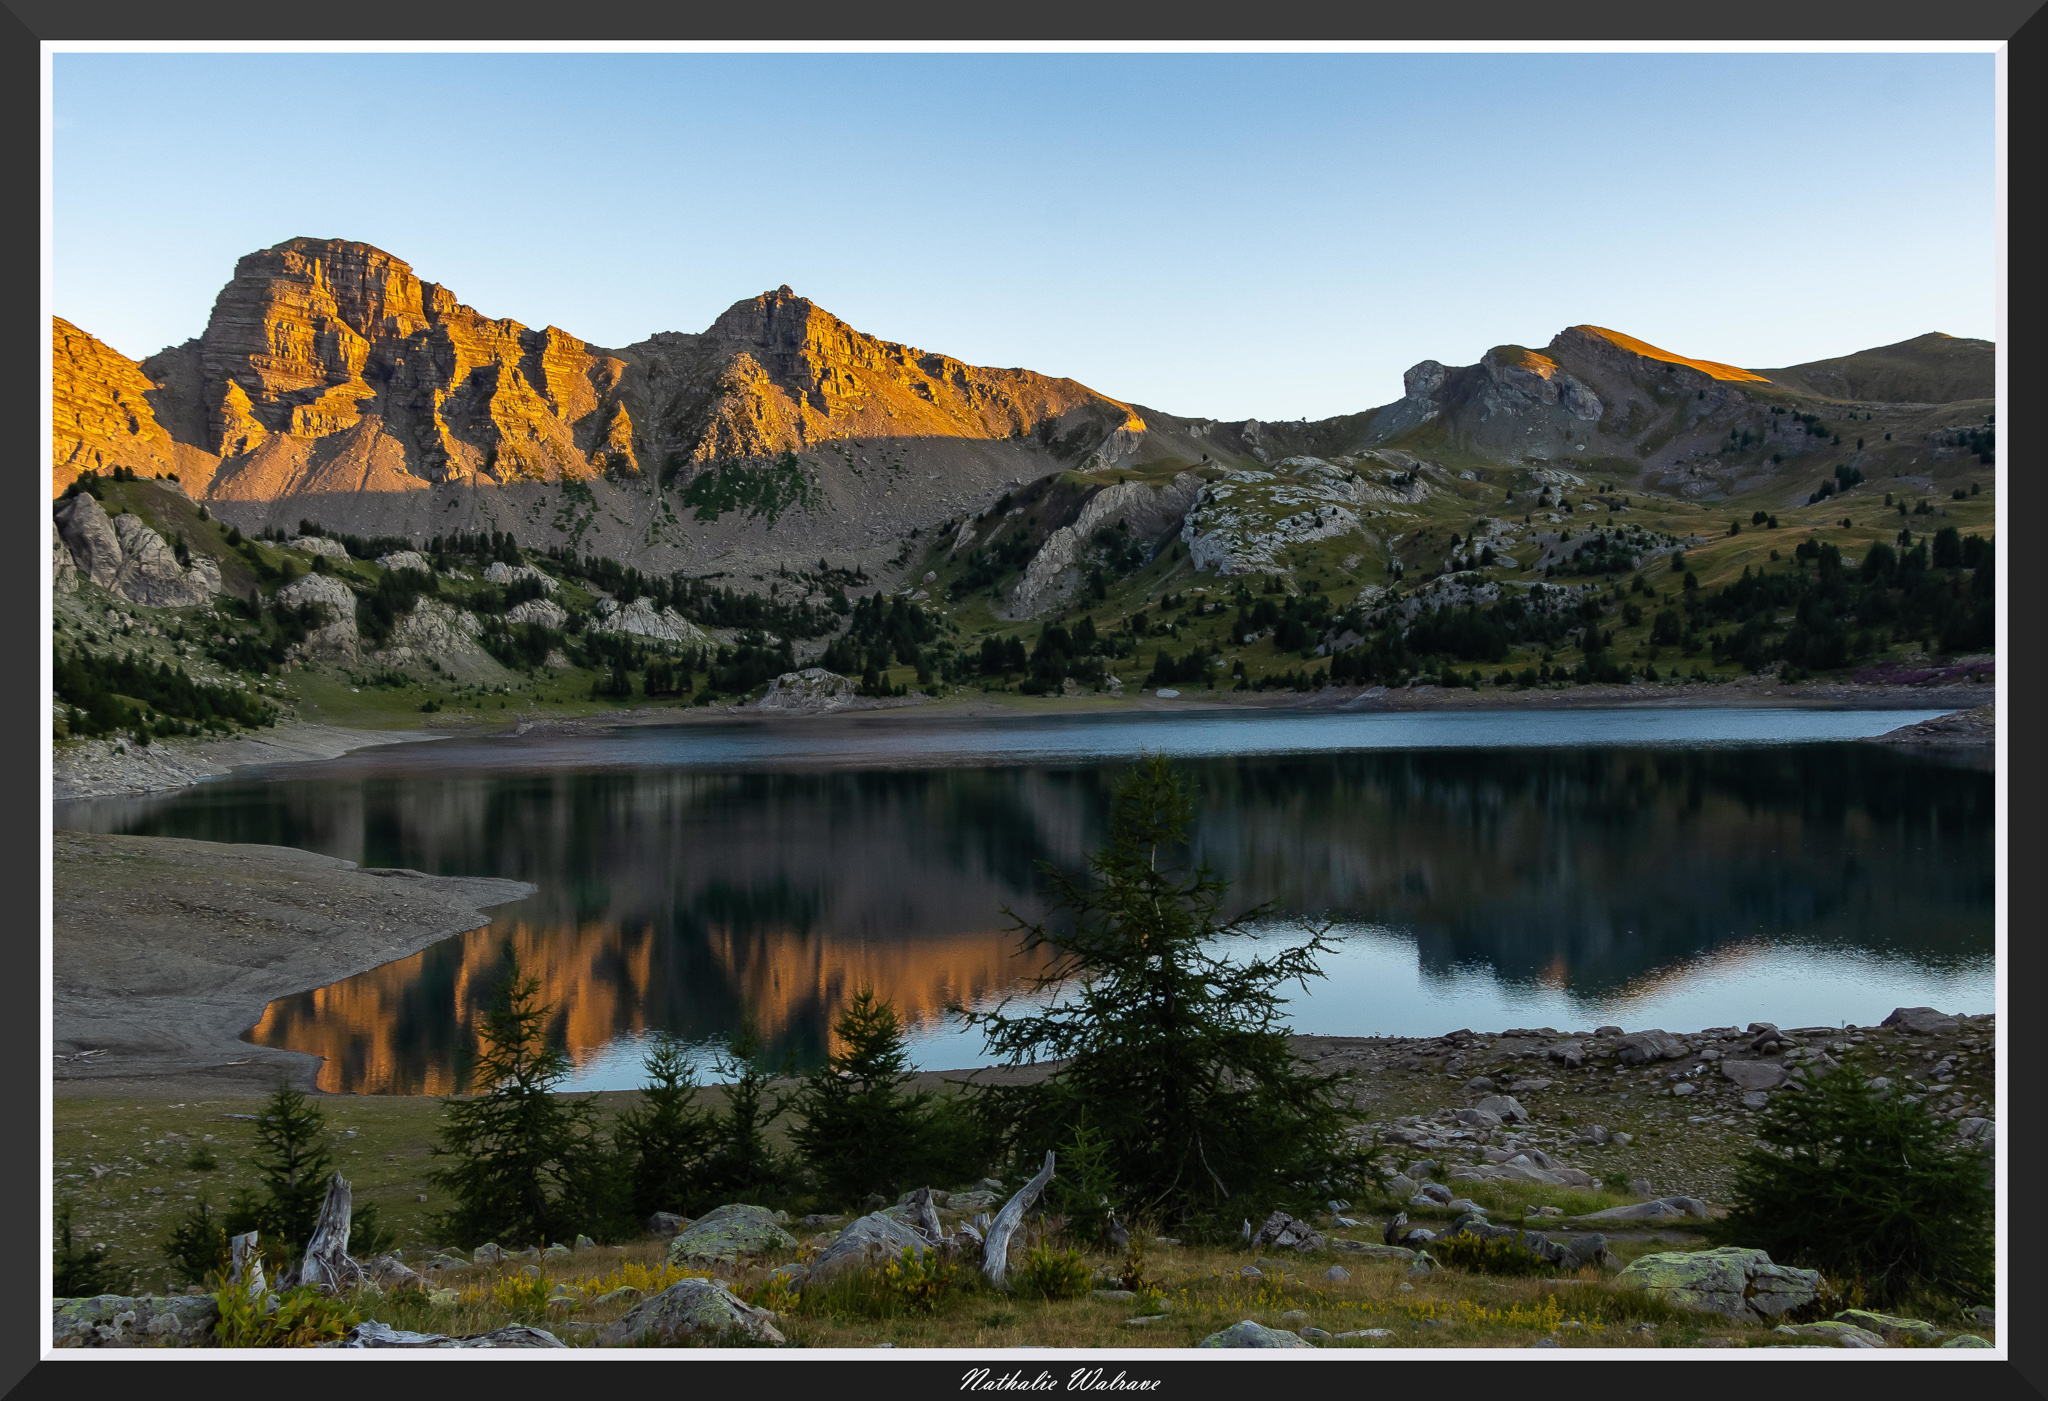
[428,946,606,1246]
[614,1034,717,1219]
[962,755,1367,1237]
[790,989,946,1206]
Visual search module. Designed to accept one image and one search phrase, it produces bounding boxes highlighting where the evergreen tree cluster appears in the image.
[55,647,278,739]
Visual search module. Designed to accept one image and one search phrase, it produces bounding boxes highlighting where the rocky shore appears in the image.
[52,832,533,1098]
[52,723,445,802]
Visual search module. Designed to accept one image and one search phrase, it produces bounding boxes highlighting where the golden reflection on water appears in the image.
[251,916,1051,1095]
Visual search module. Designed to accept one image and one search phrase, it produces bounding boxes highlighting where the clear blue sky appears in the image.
[52,52,1996,421]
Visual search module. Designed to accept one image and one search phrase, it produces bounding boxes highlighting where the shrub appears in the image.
[614,1034,717,1219]
[210,1278,361,1347]
[1014,1241,1092,1301]
[54,1204,112,1298]
[1712,1060,1993,1307]
[1432,1231,1561,1277]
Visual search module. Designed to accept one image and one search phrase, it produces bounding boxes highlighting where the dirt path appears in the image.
[52,832,533,1099]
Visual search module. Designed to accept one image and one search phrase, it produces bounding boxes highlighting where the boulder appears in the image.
[1941,1335,1994,1348]
[1248,1211,1327,1253]
[1882,1007,1960,1036]
[666,1204,798,1266]
[471,1242,505,1264]
[1328,1242,1417,1261]
[1614,1031,1689,1066]
[647,1212,689,1236]
[943,1190,1000,1213]
[326,1320,568,1348]
[1454,1108,1503,1130]
[1547,1041,1586,1069]
[801,1211,931,1283]
[1720,1060,1788,1091]
[1771,1322,1885,1347]
[754,668,858,715]
[599,1277,785,1346]
[1834,1309,1946,1343]
[376,551,432,573]
[588,594,708,646]
[379,597,502,683]
[1474,1094,1528,1123]
[362,1254,424,1291]
[1571,1196,1709,1222]
[286,535,350,559]
[52,1294,218,1348]
[1613,1247,1821,1322]
[1197,1319,1315,1349]
[1451,1163,1596,1189]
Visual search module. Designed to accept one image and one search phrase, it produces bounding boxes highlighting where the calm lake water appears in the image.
[55,707,1993,1093]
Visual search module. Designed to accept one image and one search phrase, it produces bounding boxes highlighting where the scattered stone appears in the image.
[1463,1076,1496,1093]
[1299,1327,1333,1341]
[1740,1091,1771,1111]
[471,1243,504,1264]
[573,1234,597,1252]
[543,1244,572,1260]
[1198,1320,1315,1349]
[803,1211,932,1284]
[1248,1210,1327,1252]
[646,1213,688,1236]
[1720,1060,1789,1091]
[1834,1309,1946,1343]
[1337,1329,1393,1339]
[1324,1266,1351,1282]
[1571,1196,1709,1222]
[326,1321,568,1348]
[1941,1335,1994,1348]
[592,1287,642,1309]
[1090,1290,1139,1302]
[52,1294,218,1348]
[599,1278,784,1346]
[1773,1322,1885,1347]
[1614,1247,1820,1322]
[1474,1094,1529,1123]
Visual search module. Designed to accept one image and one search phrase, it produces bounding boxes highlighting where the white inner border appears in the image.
[39,36,2007,1366]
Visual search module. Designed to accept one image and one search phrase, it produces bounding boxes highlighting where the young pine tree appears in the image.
[428,946,607,1246]
[55,1204,112,1298]
[697,1018,794,1205]
[961,755,1367,1238]
[614,1034,717,1220]
[1713,1059,1993,1309]
[789,988,944,1207]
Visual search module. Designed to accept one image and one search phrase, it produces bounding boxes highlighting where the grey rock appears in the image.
[52,1294,218,1348]
[666,1204,798,1266]
[1090,1290,1139,1302]
[1721,1059,1789,1091]
[326,1321,568,1348]
[598,1278,785,1346]
[1383,1173,1418,1200]
[471,1242,504,1264]
[1941,1335,1994,1348]
[1548,1041,1586,1069]
[1741,1091,1772,1111]
[54,493,124,589]
[1249,1210,1327,1252]
[1197,1319,1315,1349]
[53,521,78,593]
[1454,1107,1503,1130]
[592,1287,643,1308]
[1882,1006,1960,1036]
[1337,1329,1393,1338]
[573,1234,597,1252]
[1572,1196,1708,1222]
[1474,1094,1529,1123]
[803,1211,931,1284]
[543,1244,572,1260]
[1772,1322,1886,1347]
[110,512,221,608]
[1614,1031,1689,1066]
[647,1212,688,1236]
[1324,1266,1351,1281]
[1614,1247,1821,1322]
[1331,1242,1419,1261]
[1463,1076,1496,1093]
[1299,1327,1332,1341]
[1574,1125,1611,1145]
[1417,1182,1453,1205]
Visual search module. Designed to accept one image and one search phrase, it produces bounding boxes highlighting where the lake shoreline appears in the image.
[51,676,1988,801]
[52,831,533,1101]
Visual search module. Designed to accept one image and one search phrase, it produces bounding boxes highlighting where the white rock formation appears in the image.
[1008,472,1204,617]
[376,551,432,573]
[484,562,559,593]
[753,668,857,714]
[505,598,568,630]
[276,574,361,660]
[53,521,78,593]
[1181,458,1377,577]
[286,536,350,560]
[377,599,507,684]
[588,596,710,648]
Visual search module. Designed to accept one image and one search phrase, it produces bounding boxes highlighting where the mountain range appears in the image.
[53,237,1994,580]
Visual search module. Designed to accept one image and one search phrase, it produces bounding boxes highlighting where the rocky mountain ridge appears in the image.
[54,238,1993,588]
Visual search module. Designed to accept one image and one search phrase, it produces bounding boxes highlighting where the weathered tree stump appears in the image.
[293,1172,364,1293]
[982,1151,1055,1292]
[227,1230,265,1298]
[905,1186,945,1246]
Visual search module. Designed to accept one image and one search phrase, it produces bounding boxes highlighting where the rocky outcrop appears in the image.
[483,561,557,592]
[1008,471,1203,616]
[54,493,222,607]
[504,597,568,629]
[53,521,78,592]
[588,595,710,647]
[1182,458,1378,576]
[374,597,505,682]
[376,550,431,572]
[52,1294,219,1348]
[276,573,362,659]
[754,667,857,714]
[286,534,350,559]
[50,318,188,494]
[803,1211,933,1284]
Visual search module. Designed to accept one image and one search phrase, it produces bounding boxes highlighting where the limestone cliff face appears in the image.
[52,241,1153,525]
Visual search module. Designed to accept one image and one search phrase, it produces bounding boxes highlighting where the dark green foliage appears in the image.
[55,1204,112,1297]
[1433,1231,1560,1277]
[789,989,985,1207]
[54,647,277,738]
[428,947,610,1247]
[1145,644,1216,687]
[962,757,1368,1237]
[246,1083,336,1250]
[679,451,823,526]
[354,569,438,647]
[696,1020,800,1204]
[1047,1112,1123,1246]
[613,1035,718,1220]
[1014,1241,1093,1301]
[160,1198,232,1287]
[821,594,940,678]
[1712,1060,1993,1307]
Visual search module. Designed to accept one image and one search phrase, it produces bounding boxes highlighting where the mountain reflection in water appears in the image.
[69,743,1990,1094]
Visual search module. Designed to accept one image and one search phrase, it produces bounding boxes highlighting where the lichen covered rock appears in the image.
[52,1294,219,1348]
[1613,1246,1820,1322]
[665,1203,798,1266]
[598,1277,785,1346]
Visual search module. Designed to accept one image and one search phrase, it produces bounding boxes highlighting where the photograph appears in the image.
[44,42,2001,1362]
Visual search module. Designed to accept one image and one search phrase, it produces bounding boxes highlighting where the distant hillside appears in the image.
[1752,332,1994,405]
